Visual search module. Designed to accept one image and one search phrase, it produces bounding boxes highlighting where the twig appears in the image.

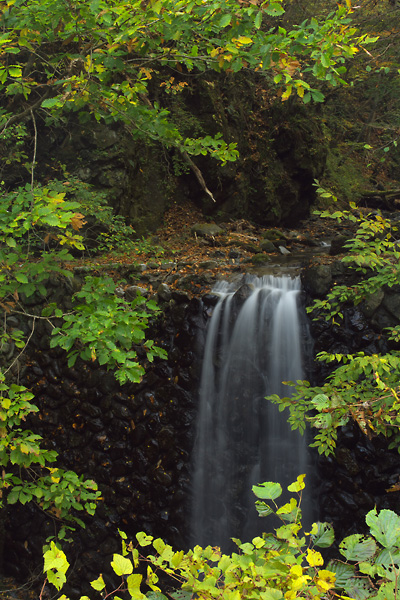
[30,108,37,192]
[181,151,216,202]
[0,89,50,137]
[3,316,36,376]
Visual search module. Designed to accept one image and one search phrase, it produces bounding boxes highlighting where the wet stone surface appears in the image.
[2,281,209,598]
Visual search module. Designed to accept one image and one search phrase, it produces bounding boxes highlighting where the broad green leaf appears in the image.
[343,577,374,600]
[310,522,335,548]
[255,11,262,29]
[219,14,231,27]
[327,560,355,588]
[260,589,283,600]
[252,481,282,500]
[127,573,143,595]
[8,66,22,77]
[366,509,400,548]
[111,553,133,576]
[339,534,377,561]
[375,548,400,565]
[15,272,29,284]
[41,97,63,108]
[255,500,274,517]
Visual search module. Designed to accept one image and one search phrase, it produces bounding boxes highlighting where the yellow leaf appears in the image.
[281,85,292,101]
[315,570,336,593]
[306,549,324,567]
[290,565,303,577]
[236,36,253,45]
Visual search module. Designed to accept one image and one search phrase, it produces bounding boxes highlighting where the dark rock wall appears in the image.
[301,259,400,543]
[2,278,207,597]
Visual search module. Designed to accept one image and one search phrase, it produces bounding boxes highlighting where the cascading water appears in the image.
[191,274,313,550]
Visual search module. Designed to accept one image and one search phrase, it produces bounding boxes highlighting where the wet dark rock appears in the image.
[348,309,368,331]
[329,235,351,255]
[153,468,173,486]
[202,293,219,307]
[171,303,189,325]
[382,292,400,321]
[111,459,133,477]
[130,423,147,446]
[80,402,102,418]
[85,417,104,433]
[158,426,176,450]
[362,290,384,318]
[301,264,332,296]
[126,285,148,300]
[199,260,218,269]
[335,490,360,511]
[228,248,240,259]
[172,290,191,303]
[157,283,172,302]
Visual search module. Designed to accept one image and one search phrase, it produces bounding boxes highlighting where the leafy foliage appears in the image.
[43,476,400,600]
[0,139,166,530]
[0,0,378,166]
[50,275,167,385]
[0,373,101,528]
[268,189,400,455]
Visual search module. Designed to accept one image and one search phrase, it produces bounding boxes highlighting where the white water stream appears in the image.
[191,274,312,549]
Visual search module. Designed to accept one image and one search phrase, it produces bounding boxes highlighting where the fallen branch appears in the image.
[181,151,216,203]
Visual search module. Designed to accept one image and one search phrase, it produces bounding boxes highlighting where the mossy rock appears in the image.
[191,223,225,237]
[262,229,287,241]
[251,253,271,266]
[259,240,276,253]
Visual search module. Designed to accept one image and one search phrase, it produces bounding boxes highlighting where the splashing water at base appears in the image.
[191,274,313,550]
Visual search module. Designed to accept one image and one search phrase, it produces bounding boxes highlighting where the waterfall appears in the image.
[191,274,312,550]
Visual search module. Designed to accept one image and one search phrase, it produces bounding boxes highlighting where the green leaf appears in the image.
[90,575,106,591]
[260,589,283,600]
[311,90,325,103]
[366,509,400,548]
[15,272,29,284]
[8,66,22,77]
[339,534,377,561]
[310,522,335,548]
[41,97,63,108]
[252,481,282,500]
[111,553,133,576]
[219,14,231,27]
[327,560,355,588]
[343,577,374,600]
[136,532,153,546]
[255,500,274,517]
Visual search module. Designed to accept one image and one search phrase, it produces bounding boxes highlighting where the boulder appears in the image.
[191,223,224,237]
